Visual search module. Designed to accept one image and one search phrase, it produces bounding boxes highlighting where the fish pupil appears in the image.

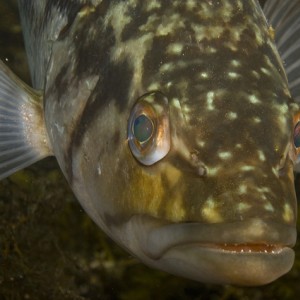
[133,114,153,143]
[294,121,300,148]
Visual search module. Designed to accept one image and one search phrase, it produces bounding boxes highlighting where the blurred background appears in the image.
[1,1,300,299]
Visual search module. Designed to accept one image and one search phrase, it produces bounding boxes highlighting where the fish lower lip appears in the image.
[159,243,294,285]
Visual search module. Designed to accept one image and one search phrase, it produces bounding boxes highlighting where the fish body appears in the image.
[0,0,300,286]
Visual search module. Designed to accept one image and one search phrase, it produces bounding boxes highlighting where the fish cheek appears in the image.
[79,144,170,226]
[71,114,168,225]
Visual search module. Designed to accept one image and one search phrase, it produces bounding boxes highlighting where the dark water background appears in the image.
[1,1,300,299]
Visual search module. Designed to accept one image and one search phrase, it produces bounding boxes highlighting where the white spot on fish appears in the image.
[237,202,251,212]
[228,72,240,79]
[156,13,185,36]
[257,150,266,161]
[226,111,237,120]
[238,184,247,194]
[207,47,217,54]
[146,0,161,11]
[197,140,206,148]
[208,166,221,176]
[171,98,181,110]
[147,81,161,90]
[264,202,274,212]
[167,43,184,55]
[160,62,174,73]
[200,72,209,79]
[252,70,260,79]
[231,59,241,67]
[164,82,172,89]
[278,103,289,114]
[182,105,191,114]
[218,152,232,160]
[186,0,197,10]
[206,91,215,111]
[261,194,267,201]
[257,186,271,193]
[240,165,255,171]
[253,117,261,123]
[248,94,261,104]
[97,164,102,175]
[261,67,271,76]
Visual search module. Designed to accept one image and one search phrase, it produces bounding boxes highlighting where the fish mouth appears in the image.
[177,242,286,254]
[125,216,296,285]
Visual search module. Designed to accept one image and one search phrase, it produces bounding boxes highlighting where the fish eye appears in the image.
[293,111,300,155]
[128,91,170,165]
[132,114,154,144]
[294,121,300,150]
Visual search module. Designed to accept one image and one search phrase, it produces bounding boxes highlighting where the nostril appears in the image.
[197,165,207,177]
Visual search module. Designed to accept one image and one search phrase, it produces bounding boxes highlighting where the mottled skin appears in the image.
[18,0,299,285]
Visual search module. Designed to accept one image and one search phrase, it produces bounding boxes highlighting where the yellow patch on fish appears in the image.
[202,198,223,223]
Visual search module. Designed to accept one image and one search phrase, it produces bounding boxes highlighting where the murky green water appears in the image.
[0,1,299,299]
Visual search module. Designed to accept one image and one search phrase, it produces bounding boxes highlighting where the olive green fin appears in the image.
[0,60,52,180]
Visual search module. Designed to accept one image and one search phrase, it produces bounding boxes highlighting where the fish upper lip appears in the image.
[129,216,296,259]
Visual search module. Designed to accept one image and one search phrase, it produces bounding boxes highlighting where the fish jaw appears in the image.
[148,243,294,286]
[122,216,296,286]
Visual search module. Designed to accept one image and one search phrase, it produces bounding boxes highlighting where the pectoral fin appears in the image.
[0,60,52,180]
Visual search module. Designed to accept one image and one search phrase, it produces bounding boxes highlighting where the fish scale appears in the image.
[0,0,300,286]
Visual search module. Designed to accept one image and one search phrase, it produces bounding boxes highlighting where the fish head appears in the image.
[45,1,299,285]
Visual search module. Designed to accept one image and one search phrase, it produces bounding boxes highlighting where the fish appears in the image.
[0,0,300,286]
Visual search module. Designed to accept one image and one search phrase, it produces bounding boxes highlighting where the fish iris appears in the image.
[133,114,154,144]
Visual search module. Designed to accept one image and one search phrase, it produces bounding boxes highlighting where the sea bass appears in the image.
[0,0,300,286]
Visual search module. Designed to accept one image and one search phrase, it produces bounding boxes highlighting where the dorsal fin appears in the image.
[17,0,87,89]
[263,0,300,102]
